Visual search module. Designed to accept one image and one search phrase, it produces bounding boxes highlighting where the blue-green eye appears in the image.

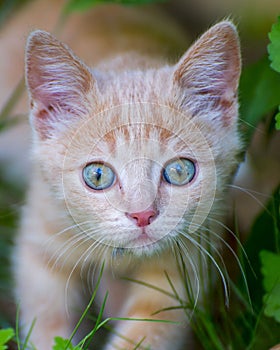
[163,158,196,186]
[83,163,115,190]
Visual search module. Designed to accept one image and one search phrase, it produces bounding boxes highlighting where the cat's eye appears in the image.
[163,158,196,186]
[83,162,115,190]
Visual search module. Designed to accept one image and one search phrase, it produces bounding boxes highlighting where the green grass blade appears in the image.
[64,262,105,349]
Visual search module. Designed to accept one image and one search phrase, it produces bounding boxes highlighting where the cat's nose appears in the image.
[127,210,158,227]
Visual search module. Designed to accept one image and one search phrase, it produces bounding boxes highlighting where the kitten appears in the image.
[15,17,241,350]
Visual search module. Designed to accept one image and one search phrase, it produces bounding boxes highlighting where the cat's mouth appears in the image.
[112,233,161,257]
[134,230,153,243]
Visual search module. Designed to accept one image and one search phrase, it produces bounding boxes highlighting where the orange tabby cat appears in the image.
[13,2,241,349]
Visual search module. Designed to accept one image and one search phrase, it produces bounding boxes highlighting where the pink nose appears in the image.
[127,210,158,227]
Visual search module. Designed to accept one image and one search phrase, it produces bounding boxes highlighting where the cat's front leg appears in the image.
[104,266,190,350]
[15,240,80,350]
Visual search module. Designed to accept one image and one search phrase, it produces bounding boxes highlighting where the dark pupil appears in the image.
[175,164,183,175]
[95,168,102,181]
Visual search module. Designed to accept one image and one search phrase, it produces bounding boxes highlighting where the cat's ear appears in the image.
[173,21,241,127]
[25,30,95,139]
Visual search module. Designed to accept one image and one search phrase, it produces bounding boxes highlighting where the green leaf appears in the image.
[52,337,69,350]
[268,17,280,73]
[0,328,14,349]
[52,336,81,350]
[276,111,280,130]
[260,250,280,323]
[65,0,165,13]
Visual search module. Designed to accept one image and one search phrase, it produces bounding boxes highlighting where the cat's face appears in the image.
[56,103,220,256]
[26,21,241,257]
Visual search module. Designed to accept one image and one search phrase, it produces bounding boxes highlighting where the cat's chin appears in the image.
[112,231,168,258]
[112,244,160,258]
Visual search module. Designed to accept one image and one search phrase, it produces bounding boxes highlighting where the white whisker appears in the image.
[178,214,252,306]
[172,237,201,316]
[228,184,271,214]
[47,225,103,271]
[176,227,230,306]
[64,237,105,316]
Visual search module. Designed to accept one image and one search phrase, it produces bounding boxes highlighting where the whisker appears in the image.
[228,184,271,214]
[176,228,230,306]
[64,238,105,316]
[229,184,271,199]
[84,236,112,293]
[178,215,252,306]
[187,224,231,296]
[44,220,94,248]
[186,213,250,265]
[47,225,103,271]
[47,233,86,271]
[172,237,201,317]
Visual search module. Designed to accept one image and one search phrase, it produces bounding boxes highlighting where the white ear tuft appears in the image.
[25,30,95,138]
[173,21,241,126]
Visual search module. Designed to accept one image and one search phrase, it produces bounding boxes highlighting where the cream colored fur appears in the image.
[11,2,242,349]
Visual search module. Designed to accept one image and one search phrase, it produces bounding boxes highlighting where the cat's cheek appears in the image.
[159,173,199,209]
[63,173,120,225]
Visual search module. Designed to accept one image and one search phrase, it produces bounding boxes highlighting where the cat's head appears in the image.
[25,21,241,258]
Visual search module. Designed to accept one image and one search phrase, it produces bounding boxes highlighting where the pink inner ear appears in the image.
[37,107,50,120]
[172,22,240,124]
[29,101,54,140]
[26,30,96,135]
[34,88,70,114]
[173,21,240,98]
